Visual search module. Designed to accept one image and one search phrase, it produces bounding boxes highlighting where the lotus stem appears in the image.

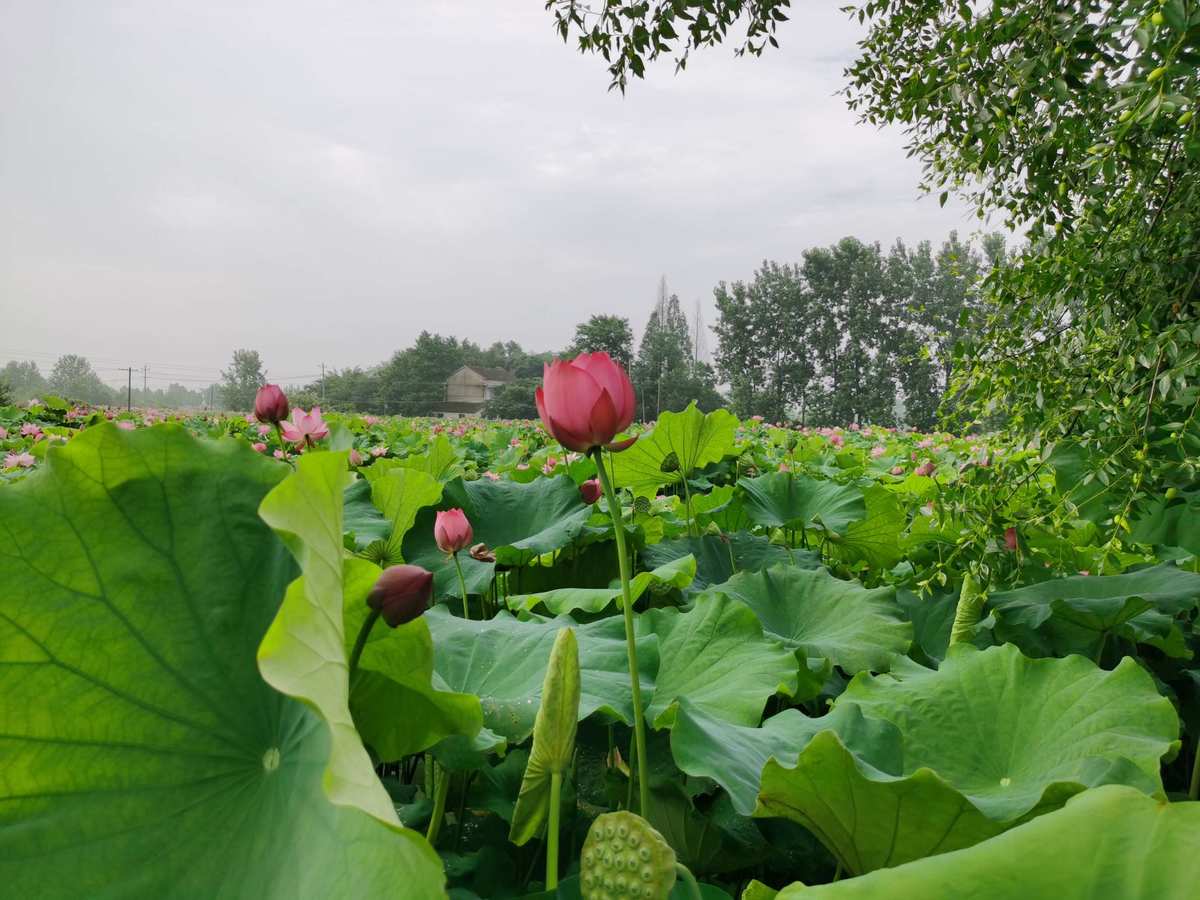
[1189,738,1200,801]
[452,551,470,620]
[426,762,451,846]
[949,572,986,646]
[592,447,651,819]
[347,607,381,682]
[546,771,562,889]
[674,863,702,900]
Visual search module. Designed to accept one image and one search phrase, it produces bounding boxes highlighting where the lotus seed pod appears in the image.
[580,811,676,900]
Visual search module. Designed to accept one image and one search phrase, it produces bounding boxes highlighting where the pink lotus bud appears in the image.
[367,564,434,627]
[434,508,473,554]
[252,441,267,452]
[580,479,602,504]
[254,384,290,425]
[1004,527,1018,552]
[915,460,936,477]
[536,352,637,453]
[889,465,905,476]
[348,448,364,466]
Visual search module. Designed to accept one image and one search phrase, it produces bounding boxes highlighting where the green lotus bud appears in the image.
[580,811,676,900]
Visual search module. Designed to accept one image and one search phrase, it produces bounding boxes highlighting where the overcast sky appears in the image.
[1,1,974,390]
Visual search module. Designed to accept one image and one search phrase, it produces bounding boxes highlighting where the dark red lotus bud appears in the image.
[254,384,290,425]
[1004,526,1018,553]
[580,479,602,505]
[367,564,433,627]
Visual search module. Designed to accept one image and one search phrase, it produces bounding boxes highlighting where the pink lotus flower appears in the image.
[254,384,290,425]
[778,462,791,472]
[252,442,268,453]
[367,564,434,627]
[536,352,637,453]
[280,407,329,447]
[889,465,905,476]
[509,438,522,447]
[348,448,364,466]
[20,423,42,439]
[257,424,271,436]
[116,421,135,431]
[434,509,473,554]
[370,445,388,458]
[870,445,887,458]
[363,415,380,426]
[482,470,501,481]
[829,433,844,448]
[3,452,35,469]
[0,427,7,439]
[273,449,287,460]
[516,462,529,471]
[914,460,936,477]
[580,479,602,504]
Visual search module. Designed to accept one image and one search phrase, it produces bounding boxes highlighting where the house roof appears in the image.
[461,365,516,383]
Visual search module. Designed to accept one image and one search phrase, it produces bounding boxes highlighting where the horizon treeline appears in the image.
[2,229,1003,428]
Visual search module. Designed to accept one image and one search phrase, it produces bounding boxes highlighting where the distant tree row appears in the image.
[713,231,1006,429]
[0,356,210,409]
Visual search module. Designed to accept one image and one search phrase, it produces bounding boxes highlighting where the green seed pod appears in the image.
[1179,110,1194,126]
[580,811,676,900]
[659,451,680,473]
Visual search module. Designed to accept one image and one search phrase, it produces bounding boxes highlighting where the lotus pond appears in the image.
[2,395,1198,899]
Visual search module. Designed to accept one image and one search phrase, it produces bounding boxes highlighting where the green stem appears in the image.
[348,608,381,682]
[425,762,451,846]
[546,772,562,890]
[674,863,702,900]
[679,472,696,536]
[593,447,651,819]
[1093,630,1109,666]
[452,551,470,620]
[1189,737,1200,801]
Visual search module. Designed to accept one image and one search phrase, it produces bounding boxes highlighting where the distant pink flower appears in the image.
[482,470,501,481]
[252,441,268,453]
[750,415,764,422]
[370,445,388,458]
[279,407,329,447]
[870,445,887,458]
[509,438,522,447]
[778,462,791,472]
[829,433,844,448]
[244,413,257,424]
[0,427,7,439]
[580,479,602,504]
[889,465,905,476]
[516,462,529,471]
[920,501,935,516]
[116,421,135,431]
[348,448,364,465]
[3,452,35,469]
[915,460,936,477]
[362,415,380,426]
[20,423,42,439]
[850,423,860,432]
[1079,570,1090,576]
[1004,527,1018,552]
[273,449,287,460]
[542,455,559,475]
[257,424,270,436]
[916,438,934,449]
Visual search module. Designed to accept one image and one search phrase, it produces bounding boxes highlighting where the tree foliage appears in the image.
[635,284,723,416]
[49,354,115,406]
[219,349,267,411]
[567,314,635,370]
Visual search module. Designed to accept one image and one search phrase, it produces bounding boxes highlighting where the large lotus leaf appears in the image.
[710,565,912,674]
[403,475,592,597]
[668,698,899,815]
[776,785,1200,899]
[756,644,1177,874]
[427,607,658,746]
[509,627,580,846]
[612,403,739,497]
[382,434,461,481]
[987,563,1200,659]
[839,644,1177,820]
[360,466,443,566]
[640,593,801,728]
[831,485,905,571]
[342,557,481,760]
[0,425,444,898]
[1131,493,1200,556]
[641,533,818,591]
[342,476,391,549]
[738,472,865,536]
[506,554,696,615]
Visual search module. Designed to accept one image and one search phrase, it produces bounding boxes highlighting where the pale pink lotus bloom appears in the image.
[362,415,380,426]
[370,445,388,458]
[4,451,35,469]
[1079,570,1090,576]
[274,449,287,460]
[829,433,844,448]
[870,445,887,458]
[482,470,501,481]
[116,421,135,431]
[252,441,268,453]
[916,438,934,449]
[920,501,935,516]
[348,448,364,465]
[0,427,7,439]
[280,407,330,447]
[915,460,936,477]
[244,413,256,424]
[257,424,271,436]
[20,423,42,438]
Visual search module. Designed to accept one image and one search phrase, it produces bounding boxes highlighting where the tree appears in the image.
[634,284,708,417]
[483,380,540,419]
[219,349,267,412]
[49,355,114,405]
[0,361,47,405]
[567,315,635,370]
[376,332,469,415]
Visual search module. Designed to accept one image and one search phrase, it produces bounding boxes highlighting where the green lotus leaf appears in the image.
[1131,492,1200,556]
[709,564,912,674]
[360,465,443,566]
[612,403,739,497]
[403,474,593,598]
[756,644,1178,874]
[0,425,443,898]
[987,563,1200,659]
[641,534,818,591]
[427,607,658,746]
[506,554,696,615]
[342,557,481,760]
[738,472,866,535]
[640,592,801,728]
[378,434,462,481]
[775,786,1200,899]
[831,486,905,571]
[342,476,392,549]
[509,627,581,846]
[668,697,898,816]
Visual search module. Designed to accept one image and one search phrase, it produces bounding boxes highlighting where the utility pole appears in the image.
[127,367,132,411]
[142,365,147,394]
[320,363,326,404]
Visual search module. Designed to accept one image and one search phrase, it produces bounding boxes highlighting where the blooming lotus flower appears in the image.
[116,421,135,431]
[257,424,270,436]
[252,441,268,453]
[254,384,290,425]
[434,508,473,554]
[370,445,388,458]
[367,564,434,627]
[19,423,42,439]
[273,449,287,460]
[536,352,636,453]
[3,452,35,469]
[915,460,936,477]
[482,470,501,481]
[348,448,364,466]
[870,445,887,458]
[280,407,329,447]
[580,479,602,504]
